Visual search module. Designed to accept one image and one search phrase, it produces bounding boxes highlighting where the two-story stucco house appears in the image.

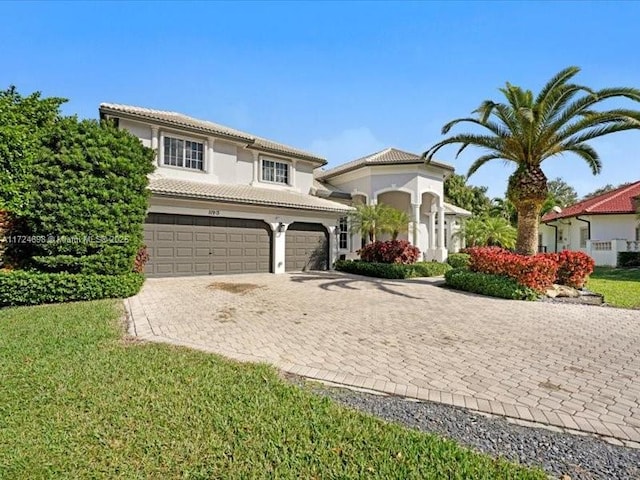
[99,104,470,277]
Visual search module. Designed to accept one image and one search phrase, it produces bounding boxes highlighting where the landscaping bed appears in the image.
[0,300,544,479]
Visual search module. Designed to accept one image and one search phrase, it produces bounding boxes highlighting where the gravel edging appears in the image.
[290,376,640,480]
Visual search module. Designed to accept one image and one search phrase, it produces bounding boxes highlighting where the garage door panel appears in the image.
[144,214,271,277]
[156,231,175,241]
[285,223,328,272]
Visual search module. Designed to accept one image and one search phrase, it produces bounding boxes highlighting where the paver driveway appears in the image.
[126,271,640,444]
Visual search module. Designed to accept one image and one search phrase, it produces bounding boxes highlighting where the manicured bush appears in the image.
[544,250,595,288]
[335,260,412,279]
[444,268,539,301]
[335,260,450,279]
[0,270,144,307]
[447,253,470,269]
[467,246,558,293]
[410,261,452,277]
[358,240,421,264]
[618,251,640,268]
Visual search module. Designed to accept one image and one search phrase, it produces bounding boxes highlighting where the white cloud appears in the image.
[308,127,386,167]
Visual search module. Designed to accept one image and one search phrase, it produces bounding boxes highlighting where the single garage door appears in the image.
[285,222,329,271]
[144,213,271,277]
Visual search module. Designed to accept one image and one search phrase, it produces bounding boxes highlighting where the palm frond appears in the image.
[467,153,509,177]
[534,66,581,105]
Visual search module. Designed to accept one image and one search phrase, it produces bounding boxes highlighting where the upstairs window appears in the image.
[339,217,348,249]
[163,136,204,170]
[262,159,289,184]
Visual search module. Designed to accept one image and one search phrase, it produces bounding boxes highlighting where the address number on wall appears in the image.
[208,209,222,216]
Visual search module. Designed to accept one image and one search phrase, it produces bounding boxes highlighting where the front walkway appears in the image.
[126,272,640,445]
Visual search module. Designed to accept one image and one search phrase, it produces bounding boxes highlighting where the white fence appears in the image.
[585,239,638,266]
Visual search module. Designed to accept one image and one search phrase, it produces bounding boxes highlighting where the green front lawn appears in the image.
[0,301,544,479]
[587,267,640,309]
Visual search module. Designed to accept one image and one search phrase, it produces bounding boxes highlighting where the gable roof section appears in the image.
[316,147,454,180]
[99,103,326,165]
[542,181,640,222]
[149,177,352,213]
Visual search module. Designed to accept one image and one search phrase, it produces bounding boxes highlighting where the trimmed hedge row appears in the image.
[446,253,470,269]
[618,251,640,268]
[444,268,539,301]
[335,260,451,279]
[0,270,144,307]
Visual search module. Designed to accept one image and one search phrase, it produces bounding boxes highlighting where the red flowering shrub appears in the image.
[133,245,150,273]
[467,246,558,293]
[543,250,594,288]
[358,240,421,264]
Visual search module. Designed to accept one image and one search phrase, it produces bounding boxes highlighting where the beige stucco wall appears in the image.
[118,118,318,194]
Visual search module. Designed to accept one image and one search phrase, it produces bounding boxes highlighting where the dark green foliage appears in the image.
[335,260,451,279]
[444,268,539,301]
[0,87,66,214]
[444,174,492,216]
[618,252,640,267]
[447,253,471,269]
[18,116,155,274]
[0,271,144,307]
[410,261,452,277]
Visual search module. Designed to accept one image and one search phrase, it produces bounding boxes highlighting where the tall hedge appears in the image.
[20,117,156,274]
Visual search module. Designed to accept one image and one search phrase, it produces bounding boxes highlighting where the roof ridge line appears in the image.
[585,181,640,212]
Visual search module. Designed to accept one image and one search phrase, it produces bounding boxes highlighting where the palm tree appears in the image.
[424,67,640,255]
[348,203,390,243]
[381,208,410,241]
[455,215,516,249]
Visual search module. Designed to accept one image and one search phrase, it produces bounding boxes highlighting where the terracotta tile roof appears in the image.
[99,103,326,165]
[316,147,454,180]
[542,181,640,222]
[149,177,352,213]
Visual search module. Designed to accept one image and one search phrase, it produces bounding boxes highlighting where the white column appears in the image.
[370,197,377,205]
[326,225,337,269]
[206,137,215,174]
[151,127,160,167]
[437,204,447,261]
[411,203,421,248]
[290,159,297,188]
[428,210,436,250]
[251,151,259,185]
[269,222,289,274]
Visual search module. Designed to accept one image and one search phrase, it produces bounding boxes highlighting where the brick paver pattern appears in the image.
[126,272,640,444]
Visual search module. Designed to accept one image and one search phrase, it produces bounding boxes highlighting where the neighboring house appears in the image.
[540,181,640,266]
[99,104,470,276]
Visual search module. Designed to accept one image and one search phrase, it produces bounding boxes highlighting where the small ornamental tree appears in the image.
[19,117,156,274]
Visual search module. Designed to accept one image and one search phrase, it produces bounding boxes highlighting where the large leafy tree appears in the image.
[541,177,578,215]
[424,67,640,255]
[443,173,492,216]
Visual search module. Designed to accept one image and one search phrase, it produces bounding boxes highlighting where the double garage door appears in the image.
[144,214,328,277]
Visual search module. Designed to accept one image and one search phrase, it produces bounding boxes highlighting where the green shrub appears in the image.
[618,251,640,268]
[410,261,452,277]
[447,253,470,269]
[0,270,144,307]
[444,268,539,301]
[2,89,155,275]
[335,260,450,279]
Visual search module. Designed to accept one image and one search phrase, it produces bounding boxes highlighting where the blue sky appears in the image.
[3,1,639,198]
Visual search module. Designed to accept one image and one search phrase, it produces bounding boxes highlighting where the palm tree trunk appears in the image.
[515,201,542,255]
